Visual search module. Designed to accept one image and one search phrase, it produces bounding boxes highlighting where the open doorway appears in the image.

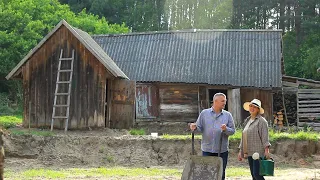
[208,89,228,111]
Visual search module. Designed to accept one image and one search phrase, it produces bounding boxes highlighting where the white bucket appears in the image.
[151,132,158,137]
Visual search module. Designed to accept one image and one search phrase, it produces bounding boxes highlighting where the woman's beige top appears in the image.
[239,115,271,157]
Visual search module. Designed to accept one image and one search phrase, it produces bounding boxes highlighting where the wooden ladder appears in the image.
[51,49,74,131]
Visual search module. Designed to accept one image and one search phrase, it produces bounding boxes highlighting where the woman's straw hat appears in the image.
[243,99,264,114]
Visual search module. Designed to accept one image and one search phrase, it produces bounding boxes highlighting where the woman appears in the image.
[238,99,271,180]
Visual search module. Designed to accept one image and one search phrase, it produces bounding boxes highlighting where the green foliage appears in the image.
[0,116,22,129]
[103,154,115,163]
[9,167,181,179]
[268,129,319,141]
[226,166,251,177]
[22,169,67,178]
[9,129,55,136]
[161,133,200,140]
[129,128,145,135]
[161,129,320,142]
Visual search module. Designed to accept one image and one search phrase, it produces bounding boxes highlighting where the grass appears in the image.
[129,128,146,135]
[226,166,251,177]
[9,129,55,136]
[1,115,319,142]
[5,166,319,179]
[0,116,22,129]
[161,129,320,142]
[5,167,182,179]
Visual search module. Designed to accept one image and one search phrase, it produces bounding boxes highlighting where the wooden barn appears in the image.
[6,20,135,130]
[7,20,285,130]
[92,29,284,125]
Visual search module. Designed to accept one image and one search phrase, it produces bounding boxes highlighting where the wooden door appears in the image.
[110,79,135,129]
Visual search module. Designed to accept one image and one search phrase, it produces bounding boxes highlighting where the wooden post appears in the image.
[281,87,289,128]
[228,88,241,126]
[28,101,31,129]
[197,86,201,114]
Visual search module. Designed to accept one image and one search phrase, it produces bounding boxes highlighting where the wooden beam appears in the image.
[298,122,320,127]
[227,88,241,126]
[298,113,320,118]
[297,80,320,88]
[282,87,297,92]
[298,94,320,99]
[299,100,320,104]
[298,89,320,93]
[282,81,299,87]
[298,108,320,113]
[298,104,320,108]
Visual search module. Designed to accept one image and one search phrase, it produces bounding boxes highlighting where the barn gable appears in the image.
[6,19,128,80]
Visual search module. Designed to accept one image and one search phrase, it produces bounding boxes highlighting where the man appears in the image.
[190,93,235,180]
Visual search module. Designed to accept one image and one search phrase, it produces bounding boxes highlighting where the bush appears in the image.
[0,116,22,129]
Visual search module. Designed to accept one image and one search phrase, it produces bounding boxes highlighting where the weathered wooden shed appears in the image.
[6,20,135,130]
[93,29,284,125]
[282,75,320,130]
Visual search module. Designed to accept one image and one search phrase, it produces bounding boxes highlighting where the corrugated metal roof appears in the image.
[92,29,283,88]
[73,27,128,79]
[6,20,128,80]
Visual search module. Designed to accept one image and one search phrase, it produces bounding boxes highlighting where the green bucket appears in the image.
[259,157,274,176]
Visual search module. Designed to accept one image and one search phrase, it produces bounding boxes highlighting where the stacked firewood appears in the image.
[273,92,297,125]
[273,109,284,129]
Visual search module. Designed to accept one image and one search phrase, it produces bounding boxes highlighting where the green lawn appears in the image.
[5,167,182,179]
[4,166,319,179]
[162,129,320,142]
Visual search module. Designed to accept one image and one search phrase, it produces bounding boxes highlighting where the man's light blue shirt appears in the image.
[196,108,235,153]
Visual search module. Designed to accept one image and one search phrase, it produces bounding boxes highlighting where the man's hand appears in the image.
[189,123,197,131]
[237,151,243,161]
[221,124,227,131]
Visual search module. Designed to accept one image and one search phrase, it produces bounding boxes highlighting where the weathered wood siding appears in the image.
[110,79,135,129]
[297,89,320,130]
[159,85,198,122]
[240,89,273,124]
[136,84,159,119]
[22,25,113,129]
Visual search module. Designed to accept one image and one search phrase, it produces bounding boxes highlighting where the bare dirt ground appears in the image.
[3,128,320,180]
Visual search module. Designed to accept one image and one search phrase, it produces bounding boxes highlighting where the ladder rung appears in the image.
[54,104,69,107]
[59,69,73,72]
[55,93,70,95]
[53,116,68,119]
[60,58,73,61]
[57,81,71,84]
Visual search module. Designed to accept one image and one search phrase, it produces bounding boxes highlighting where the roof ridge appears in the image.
[92,29,283,37]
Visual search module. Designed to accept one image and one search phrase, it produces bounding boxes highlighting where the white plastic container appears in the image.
[151,132,158,137]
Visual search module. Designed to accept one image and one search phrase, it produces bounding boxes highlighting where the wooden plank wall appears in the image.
[159,85,199,122]
[297,89,320,130]
[240,89,273,124]
[22,25,113,129]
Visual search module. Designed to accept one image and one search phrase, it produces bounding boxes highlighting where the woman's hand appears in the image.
[264,147,270,159]
[237,151,243,161]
